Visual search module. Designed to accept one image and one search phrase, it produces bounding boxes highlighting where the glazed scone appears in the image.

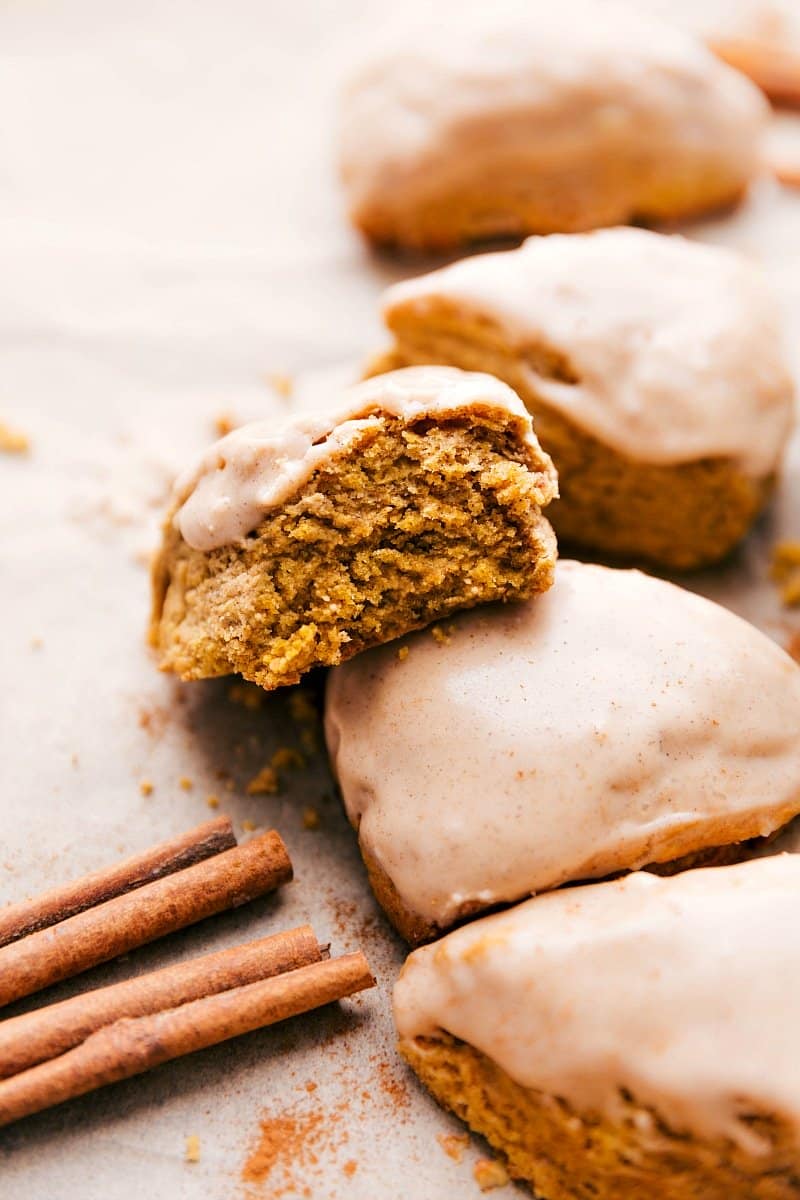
[149,367,557,691]
[394,856,800,1200]
[372,228,795,569]
[325,560,800,943]
[338,0,768,252]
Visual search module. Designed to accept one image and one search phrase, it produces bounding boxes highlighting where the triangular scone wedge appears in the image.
[326,560,800,943]
[394,856,800,1200]
[339,0,767,250]
[150,366,557,690]
[370,228,794,569]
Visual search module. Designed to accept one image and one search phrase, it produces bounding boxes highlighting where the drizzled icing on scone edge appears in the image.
[173,366,551,551]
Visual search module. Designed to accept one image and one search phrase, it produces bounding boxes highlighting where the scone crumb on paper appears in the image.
[213,412,237,438]
[242,819,257,832]
[271,747,305,771]
[228,681,265,710]
[302,806,320,831]
[431,624,454,646]
[288,688,319,726]
[0,420,30,454]
[185,1134,201,1164]
[206,794,220,809]
[397,646,409,661]
[139,779,154,797]
[246,765,279,795]
[266,371,294,399]
[437,1131,470,1162]
[771,541,800,605]
[473,1157,510,1191]
[179,775,194,791]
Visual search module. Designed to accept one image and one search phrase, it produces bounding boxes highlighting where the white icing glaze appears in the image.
[383,228,795,475]
[325,560,800,927]
[340,0,767,232]
[173,365,541,552]
[393,855,800,1151]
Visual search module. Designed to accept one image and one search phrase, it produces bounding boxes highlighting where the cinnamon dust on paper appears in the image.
[241,1101,351,1197]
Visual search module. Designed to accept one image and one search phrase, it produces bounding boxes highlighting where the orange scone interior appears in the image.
[150,367,557,691]
[325,560,800,943]
[394,857,800,1199]
[372,228,794,569]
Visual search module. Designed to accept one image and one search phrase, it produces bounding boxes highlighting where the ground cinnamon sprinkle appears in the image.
[241,1110,325,1191]
[376,1059,411,1115]
[241,1101,351,1198]
[342,1160,358,1177]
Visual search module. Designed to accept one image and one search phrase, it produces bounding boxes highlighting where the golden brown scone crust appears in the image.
[355,170,748,255]
[399,1032,800,1199]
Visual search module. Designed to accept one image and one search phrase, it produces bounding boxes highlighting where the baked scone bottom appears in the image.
[150,412,557,690]
[369,315,775,571]
[400,1033,800,1200]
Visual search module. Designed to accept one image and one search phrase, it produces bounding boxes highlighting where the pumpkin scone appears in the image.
[339,0,767,252]
[325,560,800,944]
[371,228,795,569]
[150,367,557,690]
[393,856,800,1200]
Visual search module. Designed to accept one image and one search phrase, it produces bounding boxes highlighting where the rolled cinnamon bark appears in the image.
[0,830,292,1009]
[0,952,375,1127]
[0,924,322,1079]
[0,816,237,948]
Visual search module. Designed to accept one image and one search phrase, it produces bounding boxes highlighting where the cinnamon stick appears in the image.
[0,817,237,949]
[0,830,292,1009]
[0,925,322,1080]
[0,953,375,1128]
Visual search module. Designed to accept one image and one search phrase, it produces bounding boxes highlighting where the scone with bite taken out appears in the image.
[150,366,557,691]
[394,856,800,1200]
[325,560,800,944]
[370,228,794,569]
[339,0,767,252]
